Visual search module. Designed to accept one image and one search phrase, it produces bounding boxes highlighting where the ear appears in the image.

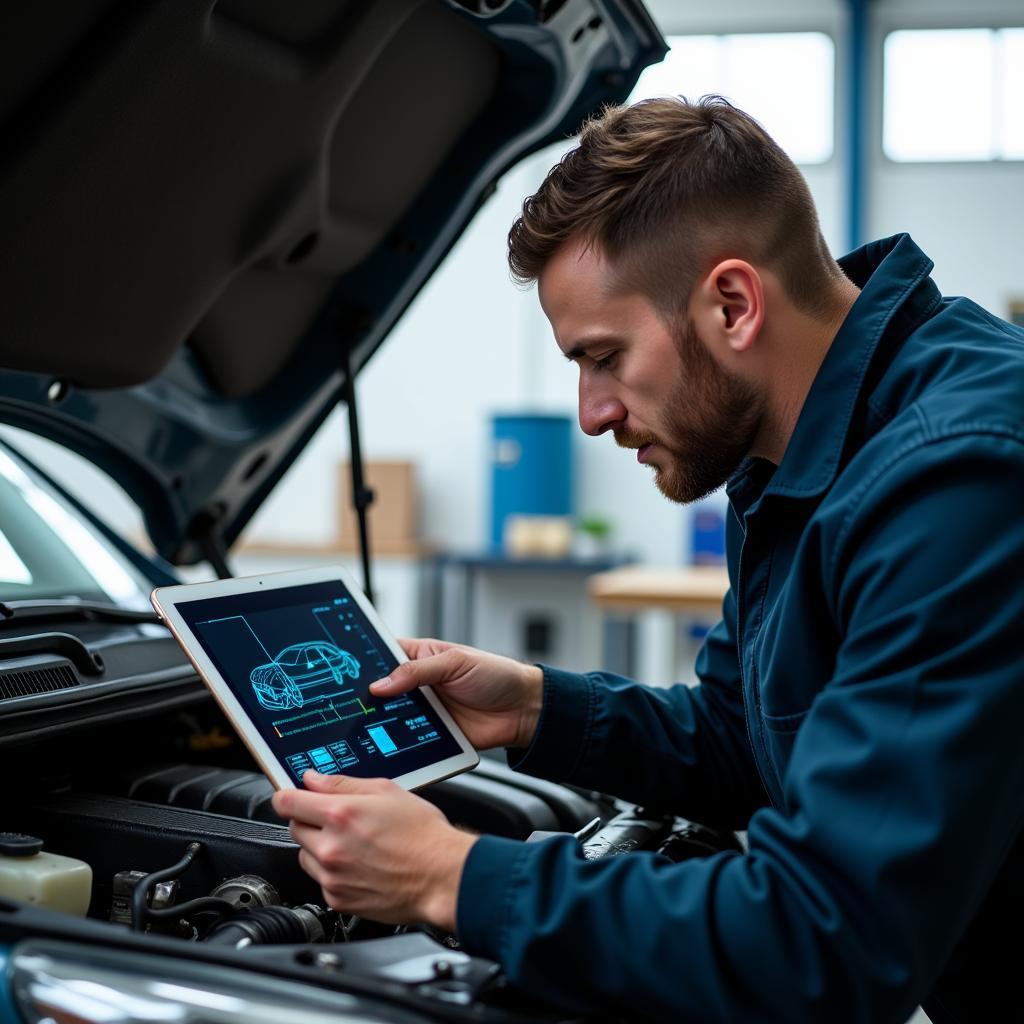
[691,259,764,354]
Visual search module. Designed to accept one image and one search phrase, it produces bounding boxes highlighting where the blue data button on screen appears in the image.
[309,747,335,769]
[368,725,397,754]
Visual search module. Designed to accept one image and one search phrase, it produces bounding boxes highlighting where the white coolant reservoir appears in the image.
[0,832,92,915]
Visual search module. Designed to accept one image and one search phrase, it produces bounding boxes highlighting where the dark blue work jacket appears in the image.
[456,234,1024,1023]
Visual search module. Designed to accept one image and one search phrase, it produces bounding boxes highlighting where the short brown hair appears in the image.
[508,95,842,321]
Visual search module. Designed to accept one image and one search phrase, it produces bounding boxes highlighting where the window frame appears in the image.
[628,29,839,168]
[877,20,1024,166]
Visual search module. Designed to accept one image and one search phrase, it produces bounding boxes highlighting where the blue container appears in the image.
[490,414,574,550]
[691,505,726,565]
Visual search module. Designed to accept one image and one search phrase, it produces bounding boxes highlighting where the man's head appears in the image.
[508,95,851,501]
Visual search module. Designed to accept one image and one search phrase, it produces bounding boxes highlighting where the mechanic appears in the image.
[273,96,1024,1023]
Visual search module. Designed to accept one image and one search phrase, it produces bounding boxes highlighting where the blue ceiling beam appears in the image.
[846,0,869,251]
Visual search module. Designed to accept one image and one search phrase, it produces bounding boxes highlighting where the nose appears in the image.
[578,375,627,437]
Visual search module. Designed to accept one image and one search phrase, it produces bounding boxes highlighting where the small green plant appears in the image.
[577,515,612,539]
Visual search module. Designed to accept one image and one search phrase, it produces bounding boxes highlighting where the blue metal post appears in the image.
[846,0,869,251]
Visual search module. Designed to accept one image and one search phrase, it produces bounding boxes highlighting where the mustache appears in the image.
[614,429,660,450]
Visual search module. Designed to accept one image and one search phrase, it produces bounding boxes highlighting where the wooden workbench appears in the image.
[587,565,730,685]
[587,565,730,615]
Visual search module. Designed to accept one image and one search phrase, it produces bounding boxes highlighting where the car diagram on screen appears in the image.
[250,642,361,710]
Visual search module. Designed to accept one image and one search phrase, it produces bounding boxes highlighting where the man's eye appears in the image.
[593,353,617,371]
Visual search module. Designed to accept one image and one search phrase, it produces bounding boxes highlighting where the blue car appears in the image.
[250,642,361,710]
[0,3,670,1022]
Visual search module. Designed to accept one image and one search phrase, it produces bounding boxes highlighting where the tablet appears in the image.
[151,565,478,791]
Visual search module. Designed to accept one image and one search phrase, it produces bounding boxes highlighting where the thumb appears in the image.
[370,649,462,696]
[302,770,369,794]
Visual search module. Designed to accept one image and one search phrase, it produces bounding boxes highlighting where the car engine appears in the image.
[2,698,742,1021]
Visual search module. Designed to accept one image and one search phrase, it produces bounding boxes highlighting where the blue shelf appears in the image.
[431,551,630,573]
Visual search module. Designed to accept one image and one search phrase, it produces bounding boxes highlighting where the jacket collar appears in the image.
[759,232,942,500]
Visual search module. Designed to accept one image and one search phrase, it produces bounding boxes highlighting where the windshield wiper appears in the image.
[0,632,106,675]
[0,600,162,628]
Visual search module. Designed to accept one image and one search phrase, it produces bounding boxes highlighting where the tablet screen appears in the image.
[175,579,463,784]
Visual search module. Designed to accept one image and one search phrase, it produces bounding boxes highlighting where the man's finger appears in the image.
[289,819,322,848]
[397,637,452,660]
[272,781,366,825]
[370,649,460,696]
[297,846,331,890]
[272,786,332,825]
[302,770,370,794]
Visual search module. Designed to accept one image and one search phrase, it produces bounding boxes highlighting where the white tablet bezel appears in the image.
[151,564,479,791]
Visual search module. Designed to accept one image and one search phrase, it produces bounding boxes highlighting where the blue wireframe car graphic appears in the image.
[250,642,361,710]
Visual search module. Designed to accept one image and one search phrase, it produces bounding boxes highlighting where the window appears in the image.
[883,28,1024,161]
[628,33,835,165]
[0,448,149,604]
[0,528,31,586]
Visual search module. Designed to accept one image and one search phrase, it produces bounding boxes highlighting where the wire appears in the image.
[131,841,226,933]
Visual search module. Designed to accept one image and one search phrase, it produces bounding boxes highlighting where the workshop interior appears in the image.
[0,1,1020,1022]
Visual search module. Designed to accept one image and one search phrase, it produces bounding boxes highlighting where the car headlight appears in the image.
[9,940,428,1024]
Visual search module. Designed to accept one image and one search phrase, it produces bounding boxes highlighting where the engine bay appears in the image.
[2,694,741,1020]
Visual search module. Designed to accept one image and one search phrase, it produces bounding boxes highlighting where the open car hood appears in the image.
[0,0,664,565]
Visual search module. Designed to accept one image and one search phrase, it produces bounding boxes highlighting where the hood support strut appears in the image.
[192,345,374,596]
[200,528,234,581]
[342,344,375,607]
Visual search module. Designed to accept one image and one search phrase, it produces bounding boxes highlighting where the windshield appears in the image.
[0,445,152,607]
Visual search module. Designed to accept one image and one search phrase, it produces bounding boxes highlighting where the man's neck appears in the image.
[750,279,862,465]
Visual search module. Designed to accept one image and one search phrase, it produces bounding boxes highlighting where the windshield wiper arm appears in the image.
[0,600,162,628]
[0,632,105,675]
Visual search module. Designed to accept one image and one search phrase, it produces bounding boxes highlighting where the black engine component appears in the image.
[111,870,177,927]
[129,841,239,936]
[84,758,603,839]
[657,819,745,862]
[205,903,334,947]
[579,810,673,860]
[251,931,507,1008]
[110,837,336,946]
[531,808,744,865]
[9,791,323,917]
[209,873,281,909]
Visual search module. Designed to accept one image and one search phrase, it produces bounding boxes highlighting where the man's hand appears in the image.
[272,770,477,930]
[371,638,544,751]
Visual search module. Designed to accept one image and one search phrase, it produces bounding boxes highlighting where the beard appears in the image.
[616,317,763,504]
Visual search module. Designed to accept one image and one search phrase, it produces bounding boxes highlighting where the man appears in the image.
[273,97,1024,1022]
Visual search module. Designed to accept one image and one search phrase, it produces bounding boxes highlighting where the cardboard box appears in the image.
[338,460,419,554]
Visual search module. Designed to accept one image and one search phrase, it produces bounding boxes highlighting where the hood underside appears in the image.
[0,0,665,564]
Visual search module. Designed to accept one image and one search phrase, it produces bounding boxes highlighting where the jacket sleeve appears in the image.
[507,575,768,828]
[460,434,1024,1022]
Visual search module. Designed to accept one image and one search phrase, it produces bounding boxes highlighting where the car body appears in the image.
[0,2,678,1021]
[250,642,362,710]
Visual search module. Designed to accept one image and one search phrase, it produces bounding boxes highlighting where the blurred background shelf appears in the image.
[428,552,632,673]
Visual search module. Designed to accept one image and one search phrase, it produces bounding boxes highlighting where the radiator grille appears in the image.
[0,664,80,700]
